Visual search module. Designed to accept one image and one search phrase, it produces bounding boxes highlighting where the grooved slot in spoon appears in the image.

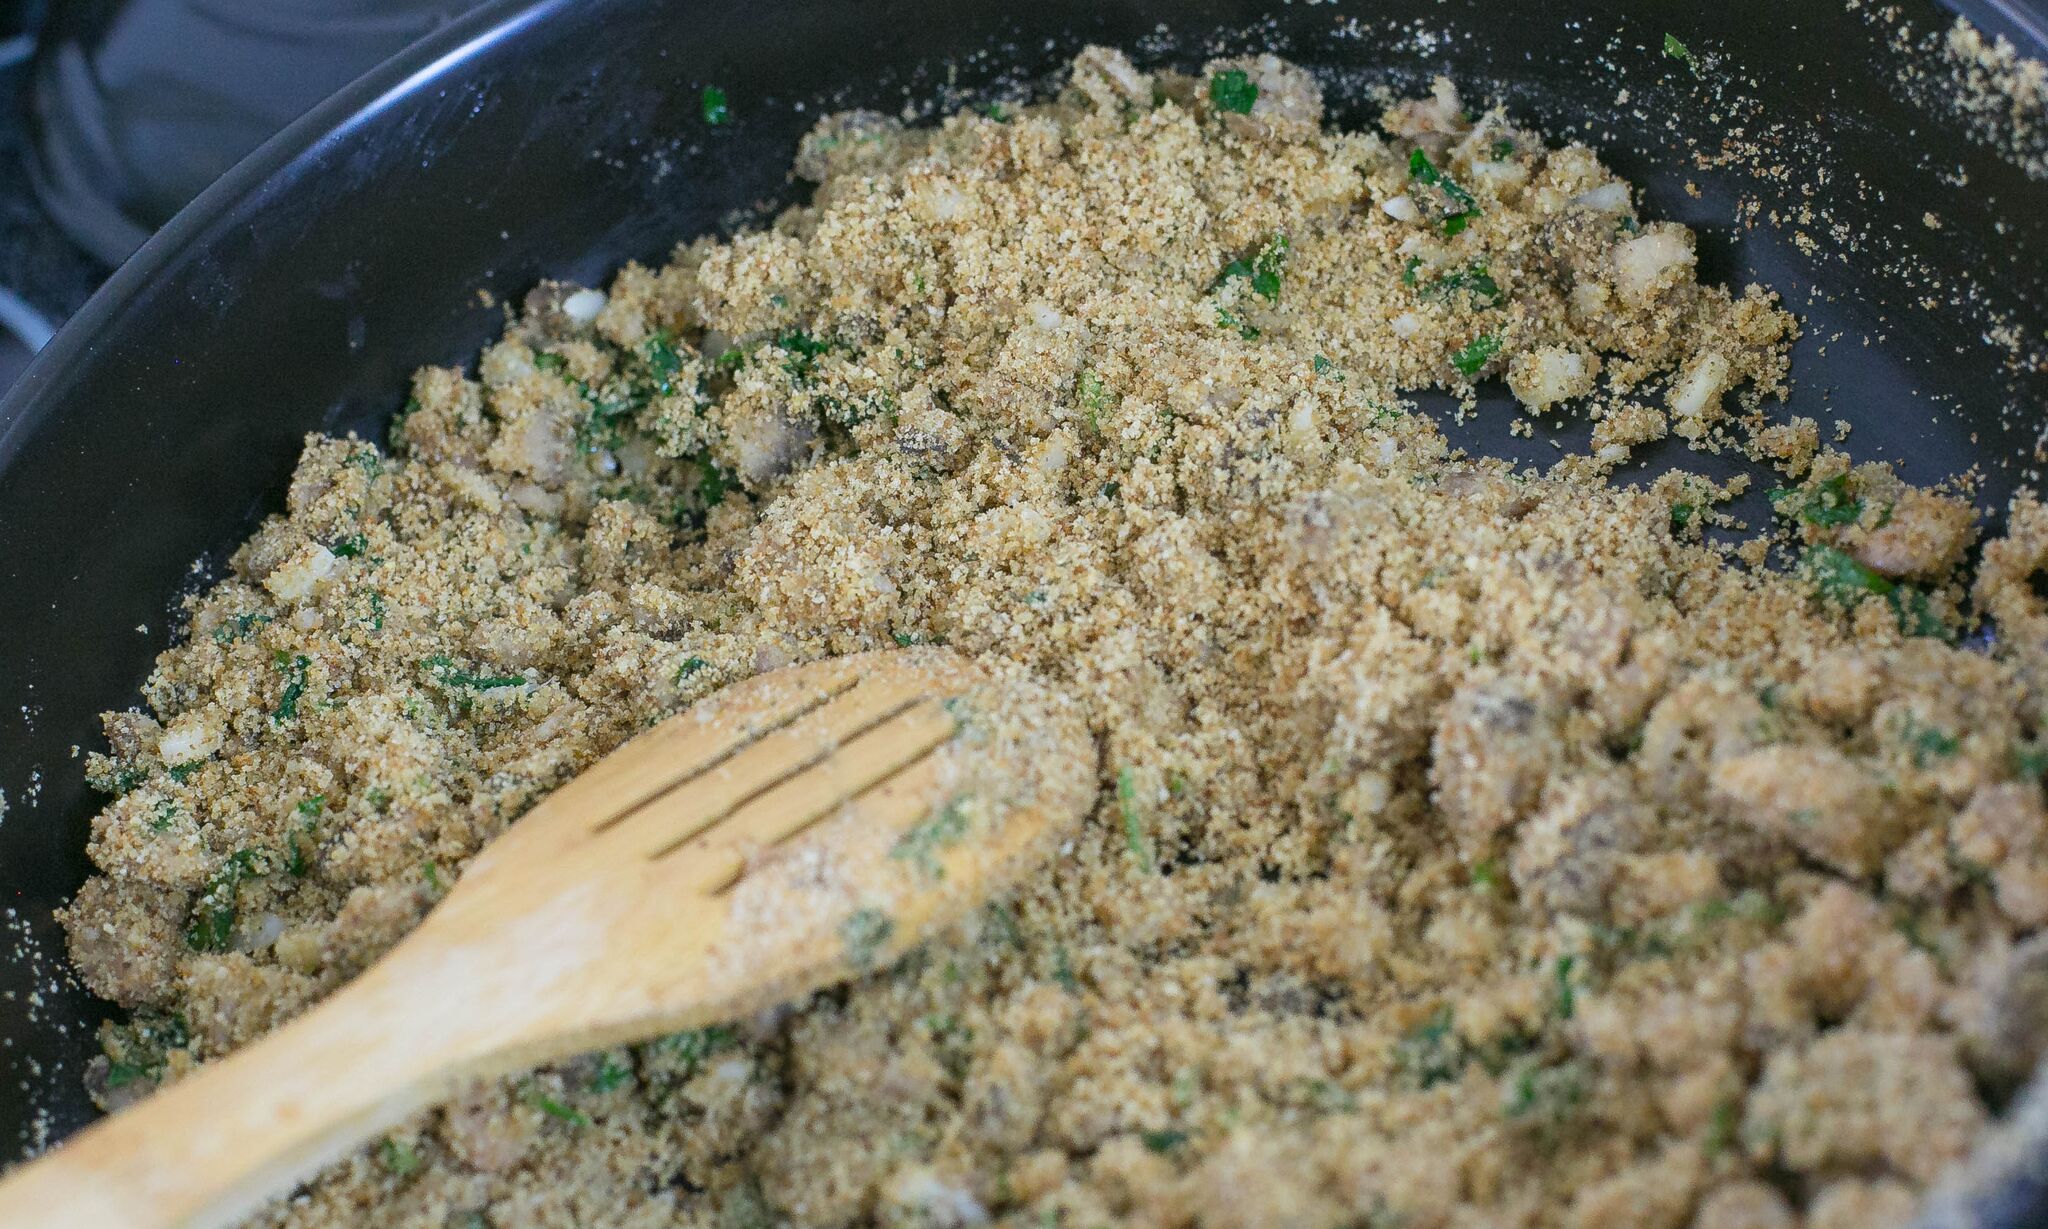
[593,671,946,858]
[704,746,953,897]
[662,698,960,885]
[585,674,863,835]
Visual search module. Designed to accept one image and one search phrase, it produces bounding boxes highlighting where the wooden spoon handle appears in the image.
[0,960,470,1229]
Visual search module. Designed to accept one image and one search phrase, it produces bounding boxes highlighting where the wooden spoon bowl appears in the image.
[0,647,1097,1229]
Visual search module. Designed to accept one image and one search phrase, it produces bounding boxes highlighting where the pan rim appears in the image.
[2,0,2046,1222]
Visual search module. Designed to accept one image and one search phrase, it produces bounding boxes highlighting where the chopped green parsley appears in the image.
[1803,545,1890,606]
[421,655,527,691]
[702,86,731,125]
[1077,368,1113,432]
[1552,955,1578,1020]
[657,1025,737,1073]
[1799,546,1951,641]
[1663,33,1699,74]
[1769,473,1862,527]
[590,1056,633,1092]
[1118,766,1155,872]
[1408,148,1481,235]
[378,1137,421,1176]
[841,907,895,969]
[1214,304,1260,341]
[1219,233,1290,303]
[1451,332,1503,378]
[186,849,267,951]
[891,799,972,879]
[1208,69,1258,114]
[1418,263,1503,308]
[640,331,684,394]
[210,611,271,645]
[2014,742,2048,782]
[271,653,311,724]
[525,1088,591,1127]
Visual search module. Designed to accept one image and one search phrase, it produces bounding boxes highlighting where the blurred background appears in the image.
[0,0,2043,398]
[0,0,479,391]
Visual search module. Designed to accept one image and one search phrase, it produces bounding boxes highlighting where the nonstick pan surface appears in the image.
[3,0,2045,1221]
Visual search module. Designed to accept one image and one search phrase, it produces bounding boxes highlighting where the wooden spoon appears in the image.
[0,647,1096,1229]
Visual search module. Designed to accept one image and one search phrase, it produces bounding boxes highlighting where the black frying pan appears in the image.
[4,0,2046,1220]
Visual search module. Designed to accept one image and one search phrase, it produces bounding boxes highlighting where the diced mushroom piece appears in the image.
[1068,45,1152,113]
[58,876,186,1007]
[273,925,325,975]
[1382,76,1468,148]
[1796,648,1884,726]
[83,1054,154,1114]
[477,339,537,389]
[1693,1182,1796,1229]
[1709,743,1897,877]
[1431,678,1565,846]
[1950,782,2048,927]
[1974,494,2048,639]
[793,109,905,183]
[1588,405,1667,459]
[1752,419,1821,475]
[322,881,434,978]
[1561,1142,1702,1229]
[394,366,489,465]
[878,1165,992,1229]
[1465,144,1530,198]
[954,1040,1048,1153]
[1743,1030,1982,1184]
[101,710,163,760]
[1854,489,1976,579]
[1507,345,1600,414]
[179,953,319,1053]
[1883,827,1957,903]
[1964,932,2048,1090]
[1784,883,1883,1020]
[1805,1180,1921,1229]
[724,409,820,487]
[894,406,972,473]
[1633,677,1773,806]
[517,280,596,346]
[483,400,575,487]
[1509,774,1652,915]
[438,1083,538,1173]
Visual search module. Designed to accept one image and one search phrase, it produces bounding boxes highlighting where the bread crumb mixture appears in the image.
[54,48,2048,1229]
